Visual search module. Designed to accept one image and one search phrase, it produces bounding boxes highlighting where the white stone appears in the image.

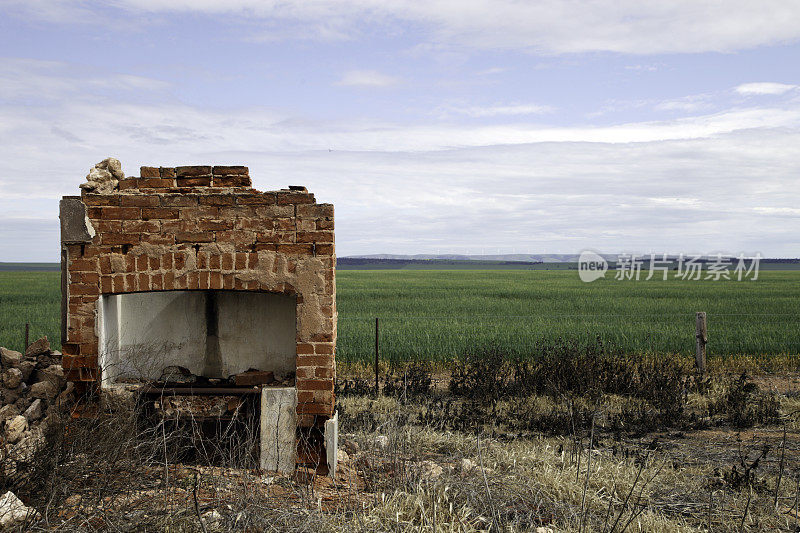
[417,460,443,480]
[0,491,37,528]
[0,405,19,423]
[324,410,338,478]
[80,158,124,194]
[374,435,389,449]
[460,458,478,473]
[259,387,297,474]
[337,449,350,463]
[5,416,27,444]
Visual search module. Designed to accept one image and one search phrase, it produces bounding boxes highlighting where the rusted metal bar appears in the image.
[139,386,261,396]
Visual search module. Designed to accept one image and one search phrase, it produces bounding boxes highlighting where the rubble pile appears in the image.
[0,338,74,478]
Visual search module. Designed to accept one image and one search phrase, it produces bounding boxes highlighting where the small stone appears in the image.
[202,509,224,528]
[159,365,196,384]
[5,416,27,444]
[18,360,35,383]
[338,449,350,463]
[65,494,81,507]
[35,365,65,388]
[14,397,29,413]
[2,388,19,405]
[341,437,360,455]
[25,337,50,357]
[30,381,58,401]
[374,435,389,449]
[0,491,37,528]
[80,158,124,193]
[460,458,478,473]
[535,528,555,533]
[23,399,42,422]
[3,368,22,389]
[416,460,443,480]
[0,348,22,368]
[0,405,19,423]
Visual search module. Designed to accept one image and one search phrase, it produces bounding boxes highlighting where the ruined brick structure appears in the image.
[59,165,336,428]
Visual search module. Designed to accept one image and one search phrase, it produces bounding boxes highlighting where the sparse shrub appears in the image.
[711,372,780,427]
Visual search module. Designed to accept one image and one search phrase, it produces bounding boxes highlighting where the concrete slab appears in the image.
[59,197,95,244]
[260,387,297,474]
[324,410,338,478]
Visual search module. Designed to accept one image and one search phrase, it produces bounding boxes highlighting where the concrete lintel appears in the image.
[260,387,297,474]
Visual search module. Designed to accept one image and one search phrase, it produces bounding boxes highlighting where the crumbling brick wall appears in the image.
[60,166,336,423]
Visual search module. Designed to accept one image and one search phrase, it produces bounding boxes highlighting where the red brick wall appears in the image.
[62,166,336,420]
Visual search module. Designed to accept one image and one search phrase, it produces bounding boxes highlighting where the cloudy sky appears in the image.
[1,1,799,261]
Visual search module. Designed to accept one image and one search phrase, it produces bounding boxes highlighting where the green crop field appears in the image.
[1,270,799,361]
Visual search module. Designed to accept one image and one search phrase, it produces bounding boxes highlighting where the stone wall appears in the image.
[60,165,336,423]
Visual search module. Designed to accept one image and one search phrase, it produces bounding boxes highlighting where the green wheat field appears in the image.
[1,270,798,362]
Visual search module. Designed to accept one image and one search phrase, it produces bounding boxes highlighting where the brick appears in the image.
[187,271,199,289]
[297,391,314,404]
[161,195,197,207]
[221,253,233,270]
[237,193,277,205]
[277,191,314,205]
[315,367,334,379]
[71,283,99,296]
[199,195,235,206]
[137,272,148,289]
[148,256,161,270]
[176,177,212,187]
[277,244,313,255]
[151,273,163,290]
[199,219,231,231]
[315,218,334,230]
[100,276,112,293]
[296,343,314,355]
[160,167,176,178]
[142,207,179,220]
[297,231,333,243]
[235,253,247,269]
[213,176,251,187]
[137,178,174,189]
[95,220,122,233]
[175,166,212,177]
[123,220,160,233]
[101,233,139,246]
[223,273,234,289]
[117,179,139,190]
[209,254,221,270]
[76,272,100,284]
[314,343,335,355]
[212,165,248,175]
[199,271,210,290]
[216,230,255,248]
[69,258,97,272]
[140,166,160,178]
[82,194,119,206]
[296,355,332,367]
[254,243,277,252]
[297,204,333,218]
[297,401,333,416]
[102,207,141,220]
[99,256,112,275]
[140,234,175,245]
[210,272,222,290]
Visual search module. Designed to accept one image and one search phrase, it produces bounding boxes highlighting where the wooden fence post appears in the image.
[375,317,380,396]
[24,323,29,351]
[695,312,707,374]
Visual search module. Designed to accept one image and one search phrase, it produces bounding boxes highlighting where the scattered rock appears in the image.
[23,399,42,422]
[0,348,22,368]
[30,381,58,401]
[14,397,29,413]
[341,436,360,455]
[0,405,19,423]
[338,449,350,464]
[202,509,224,528]
[24,337,50,358]
[64,494,81,508]
[535,528,554,533]
[35,365,65,388]
[460,458,478,473]
[374,435,389,449]
[416,460,444,480]
[3,368,22,389]
[80,157,124,194]
[18,361,35,382]
[0,491,37,528]
[2,388,19,405]
[5,416,27,444]
[56,382,75,408]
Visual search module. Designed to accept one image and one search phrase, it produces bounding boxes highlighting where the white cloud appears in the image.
[2,61,800,260]
[444,104,554,118]
[336,70,399,87]
[9,1,800,54]
[735,82,798,95]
